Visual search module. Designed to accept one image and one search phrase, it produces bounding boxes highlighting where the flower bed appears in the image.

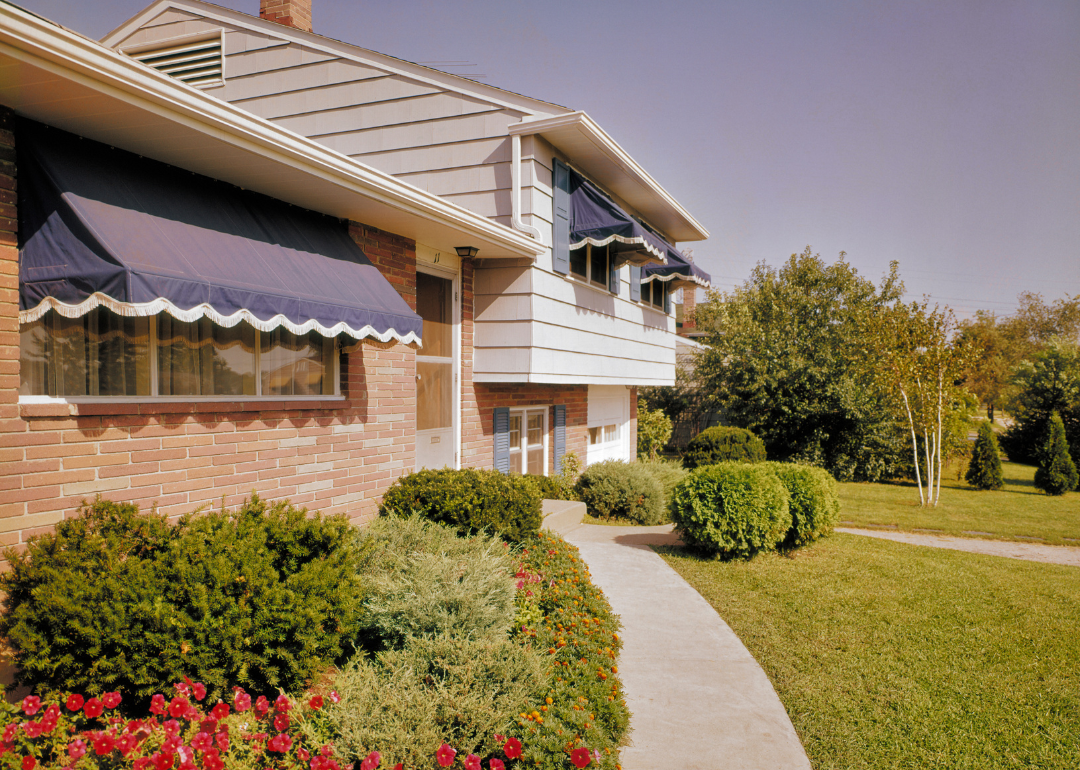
[510,532,630,770]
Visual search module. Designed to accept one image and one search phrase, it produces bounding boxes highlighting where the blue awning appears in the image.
[641,245,712,290]
[567,169,668,267]
[17,119,422,345]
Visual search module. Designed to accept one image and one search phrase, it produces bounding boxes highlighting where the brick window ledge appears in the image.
[18,398,347,419]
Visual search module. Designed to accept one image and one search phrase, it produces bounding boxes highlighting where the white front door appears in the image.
[416,271,457,470]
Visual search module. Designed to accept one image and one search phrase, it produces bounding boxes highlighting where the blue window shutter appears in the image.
[553,405,566,475]
[663,286,671,314]
[629,265,641,302]
[609,252,619,296]
[494,407,510,473]
[552,159,570,275]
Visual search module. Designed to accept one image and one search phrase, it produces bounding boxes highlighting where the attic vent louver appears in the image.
[125,32,224,89]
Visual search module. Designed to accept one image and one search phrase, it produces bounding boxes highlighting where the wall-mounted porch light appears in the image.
[454,246,479,258]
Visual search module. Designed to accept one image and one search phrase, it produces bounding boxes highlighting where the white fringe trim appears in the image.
[19,293,422,346]
[569,234,668,264]
[640,272,711,289]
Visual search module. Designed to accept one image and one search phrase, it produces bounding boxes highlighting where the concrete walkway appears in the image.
[837,527,1080,566]
[563,523,811,770]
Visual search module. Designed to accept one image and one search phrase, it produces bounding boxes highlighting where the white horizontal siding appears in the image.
[229,77,441,120]
[219,57,383,99]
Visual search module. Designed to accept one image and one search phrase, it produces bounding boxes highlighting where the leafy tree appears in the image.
[693,248,905,481]
[636,398,673,460]
[1033,412,1078,495]
[1002,293,1080,357]
[865,300,976,506]
[1000,338,1080,465]
[965,421,1004,490]
[957,311,1014,422]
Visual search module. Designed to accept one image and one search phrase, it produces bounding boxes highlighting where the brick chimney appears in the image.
[679,288,698,337]
[260,0,312,32]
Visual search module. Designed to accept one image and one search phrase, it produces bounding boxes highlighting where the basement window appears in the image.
[123,31,225,89]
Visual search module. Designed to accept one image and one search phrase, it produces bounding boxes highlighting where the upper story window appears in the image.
[568,243,612,290]
[641,280,667,310]
[19,307,337,400]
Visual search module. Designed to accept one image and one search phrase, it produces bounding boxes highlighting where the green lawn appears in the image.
[839,461,1080,545]
[658,534,1080,770]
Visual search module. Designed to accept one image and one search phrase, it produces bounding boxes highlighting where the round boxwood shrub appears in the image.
[0,495,367,703]
[574,460,665,525]
[379,468,542,542]
[670,462,791,558]
[966,421,1005,490]
[683,426,767,469]
[763,462,840,547]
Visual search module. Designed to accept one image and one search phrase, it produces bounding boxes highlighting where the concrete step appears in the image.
[541,499,585,536]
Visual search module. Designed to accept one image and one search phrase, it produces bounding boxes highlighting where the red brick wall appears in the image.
[259,0,312,32]
[0,112,418,554]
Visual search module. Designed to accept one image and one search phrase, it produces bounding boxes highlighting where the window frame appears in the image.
[507,406,549,477]
[18,311,342,404]
[567,243,613,291]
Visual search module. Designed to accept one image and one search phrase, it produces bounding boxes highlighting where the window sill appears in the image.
[18,395,347,419]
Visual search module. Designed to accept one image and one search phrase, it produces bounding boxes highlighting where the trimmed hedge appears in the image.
[764,462,840,547]
[522,473,578,502]
[0,496,367,703]
[574,460,665,525]
[683,426,767,469]
[670,462,791,558]
[637,458,689,512]
[379,468,542,542]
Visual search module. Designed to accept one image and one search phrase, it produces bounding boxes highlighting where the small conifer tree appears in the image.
[965,421,1005,490]
[1034,412,1078,496]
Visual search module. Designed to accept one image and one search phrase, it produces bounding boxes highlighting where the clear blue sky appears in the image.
[21,0,1080,318]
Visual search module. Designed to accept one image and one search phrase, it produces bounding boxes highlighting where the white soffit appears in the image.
[0,2,544,261]
[510,112,709,243]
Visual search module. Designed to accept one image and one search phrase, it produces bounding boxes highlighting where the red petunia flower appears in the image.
[392,765,403,770]
[489,760,505,770]
[152,751,174,770]
[359,751,380,770]
[254,696,270,717]
[233,690,252,713]
[191,683,207,702]
[464,754,481,770]
[84,698,104,719]
[308,695,324,710]
[21,697,41,716]
[298,748,311,762]
[168,697,190,719]
[149,695,167,716]
[209,702,229,721]
[93,734,116,756]
[570,747,591,768]
[163,721,181,738]
[2,726,16,744]
[21,756,35,770]
[267,734,293,753]
[502,737,522,760]
[328,691,340,704]
[202,749,224,770]
[23,722,42,739]
[274,694,291,713]
[103,692,122,709]
[435,743,456,768]
[215,733,229,754]
[191,733,212,753]
[273,714,290,732]
[68,740,87,761]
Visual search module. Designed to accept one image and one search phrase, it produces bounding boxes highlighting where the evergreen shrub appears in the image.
[682,426,767,469]
[669,462,791,558]
[1034,413,1079,495]
[380,468,542,542]
[763,462,840,547]
[574,460,665,524]
[636,398,673,459]
[521,473,577,502]
[637,458,689,511]
[0,496,367,702]
[357,516,516,649]
[966,422,1005,490]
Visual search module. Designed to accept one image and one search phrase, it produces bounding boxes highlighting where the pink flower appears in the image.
[202,749,224,770]
[103,692,122,709]
[274,694,291,713]
[359,751,380,770]
[489,761,505,770]
[215,733,230,754]
[254,696,270,717]
[68,740,87,761]
[503,737,522,760]
[84,697,104,718]
[273,713,290,732]
[298,748,311,762]
[191,683,207,701]
[175,682,190,696]
[233,690,251,713]
[464,754,481,770]
[21,697,41,716]
[210,702,229,721]
[163,720,181,738]
[191,733,213,753]
[168,697,190,719]
[308,695,324,710]
[570,747,591,768]
[21,756,35,770]
[435,743,456,767]
[2,726,16,744]
[150,695,167,716]
[328,691,340,704]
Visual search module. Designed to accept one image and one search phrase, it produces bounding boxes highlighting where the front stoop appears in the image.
[541,499,585,536]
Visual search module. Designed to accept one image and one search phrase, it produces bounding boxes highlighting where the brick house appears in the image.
[1,0,711,551]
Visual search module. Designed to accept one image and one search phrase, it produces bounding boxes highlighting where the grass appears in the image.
[839,461,1080,545]
[658,534,1080,769]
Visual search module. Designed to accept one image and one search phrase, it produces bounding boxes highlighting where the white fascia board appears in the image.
[0,2,543,260]
[100,0,568,119]
[510,112,710,243]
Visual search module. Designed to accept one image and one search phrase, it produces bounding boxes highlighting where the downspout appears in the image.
[511,132,543,241]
